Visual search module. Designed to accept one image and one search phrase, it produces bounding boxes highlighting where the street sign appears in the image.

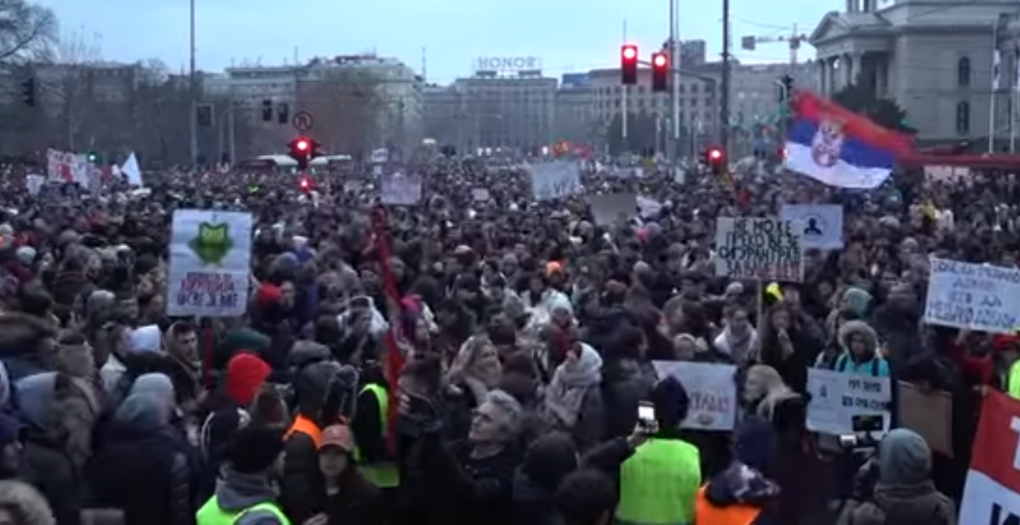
[292,111,314,132]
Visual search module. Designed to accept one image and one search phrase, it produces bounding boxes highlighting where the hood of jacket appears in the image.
[295,360,341,421]
[0,313,55,361]
[14,372,56,429]
[839,320,880,356]
[879,428,931,485]
[214,465,278,512]
[114,392,171,432]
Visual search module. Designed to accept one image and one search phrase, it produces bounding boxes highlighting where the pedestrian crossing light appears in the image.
[86,151,98,162]
[651,52,668,92]
[621,45,638,85]
[20,78,35,107]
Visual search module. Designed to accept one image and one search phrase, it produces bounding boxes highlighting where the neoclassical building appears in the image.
[809,0,1020,144]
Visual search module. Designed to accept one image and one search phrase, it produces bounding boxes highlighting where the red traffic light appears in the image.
[708,148,722,160]
[300,177,310,189]
[652,53,668,68]
[621,45,637,61]
[295,139,309,151]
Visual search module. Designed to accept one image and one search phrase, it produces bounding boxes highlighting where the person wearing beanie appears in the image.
[196,425,291,525]
[616,376,701,525]
[226,353,273,408]
[512,431,578,525]
[696,418,782,525]
[837,428,955,525]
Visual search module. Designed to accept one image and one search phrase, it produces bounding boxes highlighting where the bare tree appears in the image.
[35,28,106,150]
[298,67,383,157]
[0,0,56,65]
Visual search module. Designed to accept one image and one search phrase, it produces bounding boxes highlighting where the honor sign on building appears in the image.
[475,56,542,74]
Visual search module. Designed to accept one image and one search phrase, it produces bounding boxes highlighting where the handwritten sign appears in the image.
[652,361,737,431]
[924,258,1020,334]
[806,368,890,436]
[380,173,422,206]
[166,210,252,317]
[715,217,803,281]
[530,161,582,201]
[46,149,89,186]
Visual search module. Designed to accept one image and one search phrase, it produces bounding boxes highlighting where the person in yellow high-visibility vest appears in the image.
[196,425,294,525]
[616,376,701,525]
[695,419,782,525]
[351,368,400,490]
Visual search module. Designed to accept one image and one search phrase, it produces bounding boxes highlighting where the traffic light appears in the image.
[21,78,35,107]
[287,136,319,170]
[86,151,98,163]
[299,177,311,192]
[621,44,638,85]
[651,52,668,92]
[262,99,273,121]
[704,147,725,174]
[778,74,794,102]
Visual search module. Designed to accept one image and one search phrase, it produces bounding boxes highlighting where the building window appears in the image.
[957,57,971,87]
[955,101,970,134]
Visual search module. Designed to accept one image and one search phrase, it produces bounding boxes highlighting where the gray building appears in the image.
[452,70,557,153]
[810,0,1020,143]
[421,84,462,147]
[554,73,595,146]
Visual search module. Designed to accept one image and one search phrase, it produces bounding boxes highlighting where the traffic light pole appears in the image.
[720,0,732,154]
[189,0,199,167]
[668,0,680,162]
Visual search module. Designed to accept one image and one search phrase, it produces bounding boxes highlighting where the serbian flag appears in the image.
[958,390,1020,522]
[785,91,912,190]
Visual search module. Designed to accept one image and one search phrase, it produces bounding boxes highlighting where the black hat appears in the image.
[229,425,285,474]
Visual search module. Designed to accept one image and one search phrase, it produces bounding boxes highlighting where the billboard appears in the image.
[561,73,591,88]
[475,56,541,73]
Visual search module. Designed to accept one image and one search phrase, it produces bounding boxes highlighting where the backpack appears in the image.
[835,354,881,377]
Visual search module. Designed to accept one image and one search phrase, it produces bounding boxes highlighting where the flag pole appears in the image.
[1013,33,1019,153]
[991,22,1001,153]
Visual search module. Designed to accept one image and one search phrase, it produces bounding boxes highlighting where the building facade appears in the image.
[452,69,557,154]
[554,73,594,146]
[421,84,463,148]
[810,0,1020,142]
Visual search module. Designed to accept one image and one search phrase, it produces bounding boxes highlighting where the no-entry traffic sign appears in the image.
[292,111,314,132]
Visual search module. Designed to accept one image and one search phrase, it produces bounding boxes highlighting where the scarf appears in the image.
[543,344,602,428]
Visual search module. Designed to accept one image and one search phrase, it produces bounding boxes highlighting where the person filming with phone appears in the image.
[614,376,701,525]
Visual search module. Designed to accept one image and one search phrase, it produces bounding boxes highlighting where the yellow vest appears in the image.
[195,496,291,525]
[616,437,700,525]
[352,383,400,488]
[1008,360,1020,399]
[694,485,762,525]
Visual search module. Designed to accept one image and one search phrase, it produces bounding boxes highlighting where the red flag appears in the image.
[369,207,406,454]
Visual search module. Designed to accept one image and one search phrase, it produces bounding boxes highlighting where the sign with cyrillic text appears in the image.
[530,161,582,201]
[714,217,803,281]
[959,391,1020,525]
[652,361,737,431]
[924,258,1020,335]
[166,210,252,317]
[805,368,890,437]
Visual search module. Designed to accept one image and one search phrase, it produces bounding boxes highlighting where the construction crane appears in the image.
[740,24,808,67]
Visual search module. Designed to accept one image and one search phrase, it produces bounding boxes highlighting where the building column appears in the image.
[829,57,840,92]
[818,59,829,95]
[875,55,888,97]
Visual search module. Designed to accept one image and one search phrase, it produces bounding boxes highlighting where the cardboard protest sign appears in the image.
[715,217,804,281]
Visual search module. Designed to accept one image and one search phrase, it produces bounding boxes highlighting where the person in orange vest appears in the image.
[694,419,782,525]
[280,361,352,523]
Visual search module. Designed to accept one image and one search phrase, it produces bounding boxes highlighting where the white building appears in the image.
[810,0,1020,143]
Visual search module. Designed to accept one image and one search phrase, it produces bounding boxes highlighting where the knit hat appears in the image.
[225,353,272,407]
[229,425,285,474]
[14,246,35,266]
[878,428,931,485]
[256,284,283,307]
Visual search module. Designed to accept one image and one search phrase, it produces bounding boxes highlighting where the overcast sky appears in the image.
[37,0,833,83]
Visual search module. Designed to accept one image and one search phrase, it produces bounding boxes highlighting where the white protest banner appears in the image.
[805,368,890,437]
[471,188,490,201]
[924,165,970,184]
[530,160,582,201]
[924,258,1020,334]
[25,174,44,196]
[380,173,422,206]
[779,204,844,249]
[714,217,804,281]
[636,196,663,219]
[46,148,89,185]
[959,391,1020,524]
[587,193,637,226]
[166,210,253,317]
[652,361,737,431]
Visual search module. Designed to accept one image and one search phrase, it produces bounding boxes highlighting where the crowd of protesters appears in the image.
[0,153,997,525]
